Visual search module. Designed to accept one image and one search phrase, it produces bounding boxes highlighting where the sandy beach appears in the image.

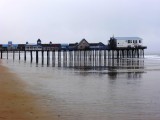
[0,61,56,120]
[1,54,160,120]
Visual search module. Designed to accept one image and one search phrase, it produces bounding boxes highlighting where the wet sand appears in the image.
[0,62,56,120]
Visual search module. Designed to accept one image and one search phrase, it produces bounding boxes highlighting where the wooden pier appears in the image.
[0,37,147,68]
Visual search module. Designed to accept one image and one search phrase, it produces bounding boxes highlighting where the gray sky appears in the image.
[0,0,160,53]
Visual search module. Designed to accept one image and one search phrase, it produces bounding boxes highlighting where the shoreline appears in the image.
[0,61,56,120]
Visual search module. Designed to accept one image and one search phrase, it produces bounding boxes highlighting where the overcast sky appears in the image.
[0,0,160,53]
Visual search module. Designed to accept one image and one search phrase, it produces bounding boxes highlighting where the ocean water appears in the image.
[2,52,160,120]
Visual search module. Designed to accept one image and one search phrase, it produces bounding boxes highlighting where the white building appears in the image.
[25,44,42,51]
[113,37,143,48]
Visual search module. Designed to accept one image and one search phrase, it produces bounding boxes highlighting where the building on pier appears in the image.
[0,37,147,51]
[0,44,2,50]
[89,42,107,50]
[25,43,42,51]
[77,39,90,50]
[17,44,25,51]
[2,44,8,50]
[25,39,42,51]
[108,36,146,49]
[61,44,69,50]
[68,43,78,50]
[1,41,18,51]
[37,39,41,45]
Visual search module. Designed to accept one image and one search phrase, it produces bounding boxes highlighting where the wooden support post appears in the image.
[108,50,110,59]
[42,50,44,65]
[69,51,71,67]
[132,50,134,58]
[112,50,114,59]
[7,50,8,59]
[142,49,144,58]
[89,50,92,66]
[93,50,95,66]
[66,51,68,62]
[58,50,61,67]
[143,49,144,58]
[24,51,26,61]
[104,50,106,60]
[69,51,71,62]
[119,50,122,58]
[63,51,65,64]
[70,51,72,62]
[52,50,55,66]
[84,50,86,66]
[117,50,119,59]
[108,53,111,66]
[127,50,130,58]
[36,50,38,64]
[99,50,102,66]
[122,50,124,58]
[66,51,68,66]
[13,50,15,60]
[140,49,142,58]
[73,51,76,66]
[77,51,79,66]
[79,50,81,65]
[127,50,129,58]
[95,50,97,66]
[79,50,82,66]
[77,50,79,66]
[136,49,139,58]
[63,51,66,67]
[104,50,106,66]
[137,49,139,58]
[130,50,132,58]
[19,50,20,60]
[30,51,33,62]
[47,50,50,66]
[1,50,2,59]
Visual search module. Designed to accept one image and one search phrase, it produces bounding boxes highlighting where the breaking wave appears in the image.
[145,54,160,60]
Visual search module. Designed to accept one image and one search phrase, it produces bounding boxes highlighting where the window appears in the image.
[133,40,137,43]
[128,40,132,43]
[139,40,141,43]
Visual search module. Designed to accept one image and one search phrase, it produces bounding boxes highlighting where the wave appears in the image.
[145,54,160,60]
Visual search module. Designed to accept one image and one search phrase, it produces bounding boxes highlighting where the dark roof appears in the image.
[78,39,89,45]
[18,44,25,46]
[42,44,61,47]
[114,37,142,40]
[89,42,105,46]
[69,43,78,46]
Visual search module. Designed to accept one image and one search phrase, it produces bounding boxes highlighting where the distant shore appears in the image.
[0,61,56,120]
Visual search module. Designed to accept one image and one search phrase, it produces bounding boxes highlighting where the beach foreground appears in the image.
[0,63,56,120]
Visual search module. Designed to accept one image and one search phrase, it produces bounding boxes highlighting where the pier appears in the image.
[0,37,147,68]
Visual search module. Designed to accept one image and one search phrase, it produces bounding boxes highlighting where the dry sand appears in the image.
[0,62,57,120]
